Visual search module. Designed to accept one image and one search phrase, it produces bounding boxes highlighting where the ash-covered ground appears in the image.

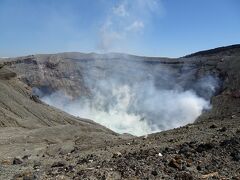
[0,45,240,179]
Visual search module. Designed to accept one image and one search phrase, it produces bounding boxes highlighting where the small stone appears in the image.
[86,167,95,170]
[231,151,240,161]
[151,170,158,176]
[112,152,122,158]
[70,148,76,154]
[219,127,227,132]
[175,172,193,180]
[169,159,181,170]
[231,115,237,119]
[209,124,217,129]
[68,165,75,171]
[186,162,191,167]
[51,161,66,168]
[196,143,214,153]
[201,172,218,179]
[179,145,191,155]
[197,165,202,171]
[30,95,41,103]
[186,159,192,167]
[13,157,23,165]
[205,164,215,171]
[22,155,31,160]
[33,161,41,169]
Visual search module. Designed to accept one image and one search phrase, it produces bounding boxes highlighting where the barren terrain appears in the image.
[0,45,240,179]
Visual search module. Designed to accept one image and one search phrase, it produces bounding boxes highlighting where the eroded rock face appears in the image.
[4,55,88,98]
[4,52,221,99]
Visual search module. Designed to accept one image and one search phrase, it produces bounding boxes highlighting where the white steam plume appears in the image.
[32,1,218,136]
[39,56,218,136]
[42,82,210,136]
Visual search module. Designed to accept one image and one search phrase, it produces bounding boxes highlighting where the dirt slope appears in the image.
[0,65,118,173]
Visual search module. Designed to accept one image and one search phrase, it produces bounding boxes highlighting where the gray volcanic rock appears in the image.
[3,52,219,98]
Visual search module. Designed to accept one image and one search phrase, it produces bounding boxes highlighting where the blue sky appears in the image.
[0,0,239,57]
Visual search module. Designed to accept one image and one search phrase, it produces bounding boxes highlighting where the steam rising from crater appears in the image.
[39,56,219,136]
[34,0,219,136]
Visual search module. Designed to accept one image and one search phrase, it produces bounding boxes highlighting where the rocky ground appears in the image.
[0,45,240,179]
[1,116,240,179]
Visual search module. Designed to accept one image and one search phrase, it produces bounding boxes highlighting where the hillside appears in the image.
[0,64,119,178]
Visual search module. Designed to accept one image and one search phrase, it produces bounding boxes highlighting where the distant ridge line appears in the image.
[184,44,240,58]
